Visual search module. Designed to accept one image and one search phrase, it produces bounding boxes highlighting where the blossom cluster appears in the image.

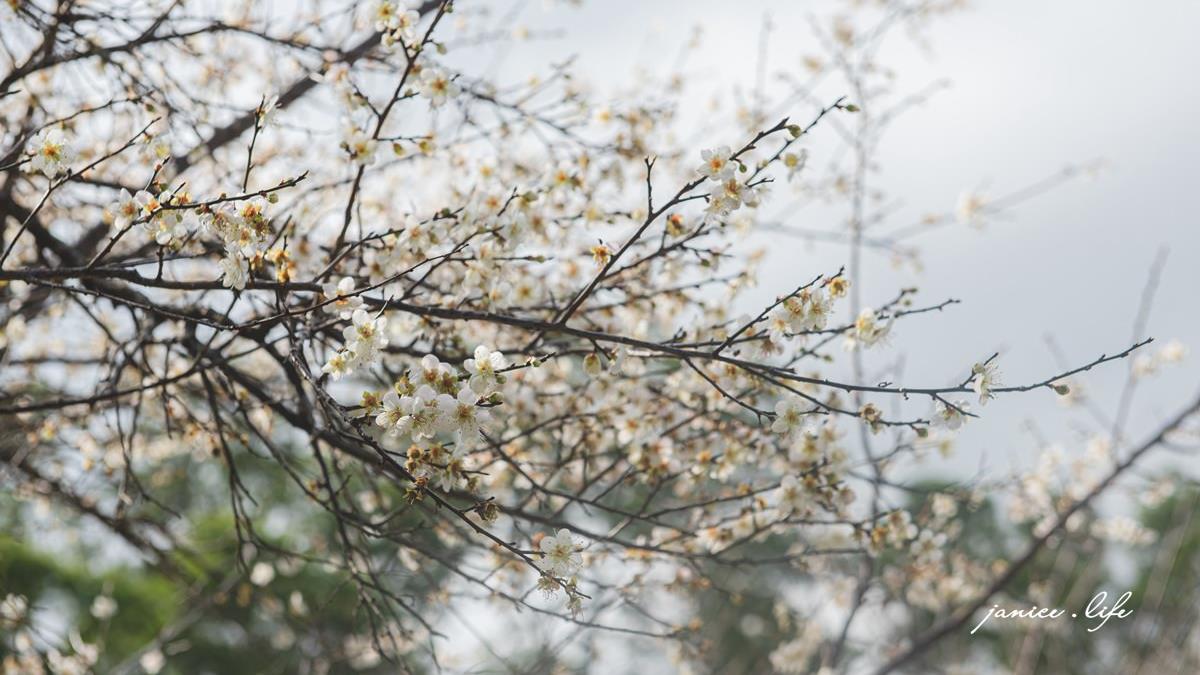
[695,145,763,219]
[322,309,390,379]
[0,2,1181,672]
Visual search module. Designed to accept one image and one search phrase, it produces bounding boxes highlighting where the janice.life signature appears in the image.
[970,591,1134,635]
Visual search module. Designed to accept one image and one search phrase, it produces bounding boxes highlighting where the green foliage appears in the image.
[0,536,179,666]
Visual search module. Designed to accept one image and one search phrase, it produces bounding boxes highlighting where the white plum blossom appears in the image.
[910,529,948,562]
[134,189,162,216]
[741,181,763,208]
[771,287,835,340]
[256,94,280,128]
[705,177,755,219]
[322,351,351,380]
[1091,516,1156,546]
[375,390,408,433]
[140,649,165,675]
[764,312,791,345]
[260,96,280,130]
[776,474,805,512]
[437,387,490,443]
[768,622,824,674]
[0,594,26,626]
[1134,339,1190,379]
[250,562,275,586]
[955,190,988,225]
[784,148,808,180]
[971,360,1001,405]
[698,525,734,553]
[148,217,188,248]
[844,307,893,350]
[108,189,140,229]
[746,330,786,361]
[25,127,74,176]
[322,276,365,319]
[931,493,958,520]
[135,189,193,248]
[697,145,735,181]
[0,315,26,351]
[375,0,420,44]
[1132,353,1157,379]
[323,310,388,378]
[409,354,454,391]
[539,528,582,576]
[374,0,401,30]
[342,125,378,166]
[788,423,842,466]
[870,509,919,553]
[145,134,172,162]
[933,399,970,430]
[419,66,459,107]
[464,345,506,394]
[219,247,250,290]
[399,214,447,253]
[398,385,443,440]
[1159,338,1188,363]
[430,446,468,492]
[772,398,807,438]
[798,288,832,331]
[343,309,388,367]
[89,595,118,620]
[374,384,453,441]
